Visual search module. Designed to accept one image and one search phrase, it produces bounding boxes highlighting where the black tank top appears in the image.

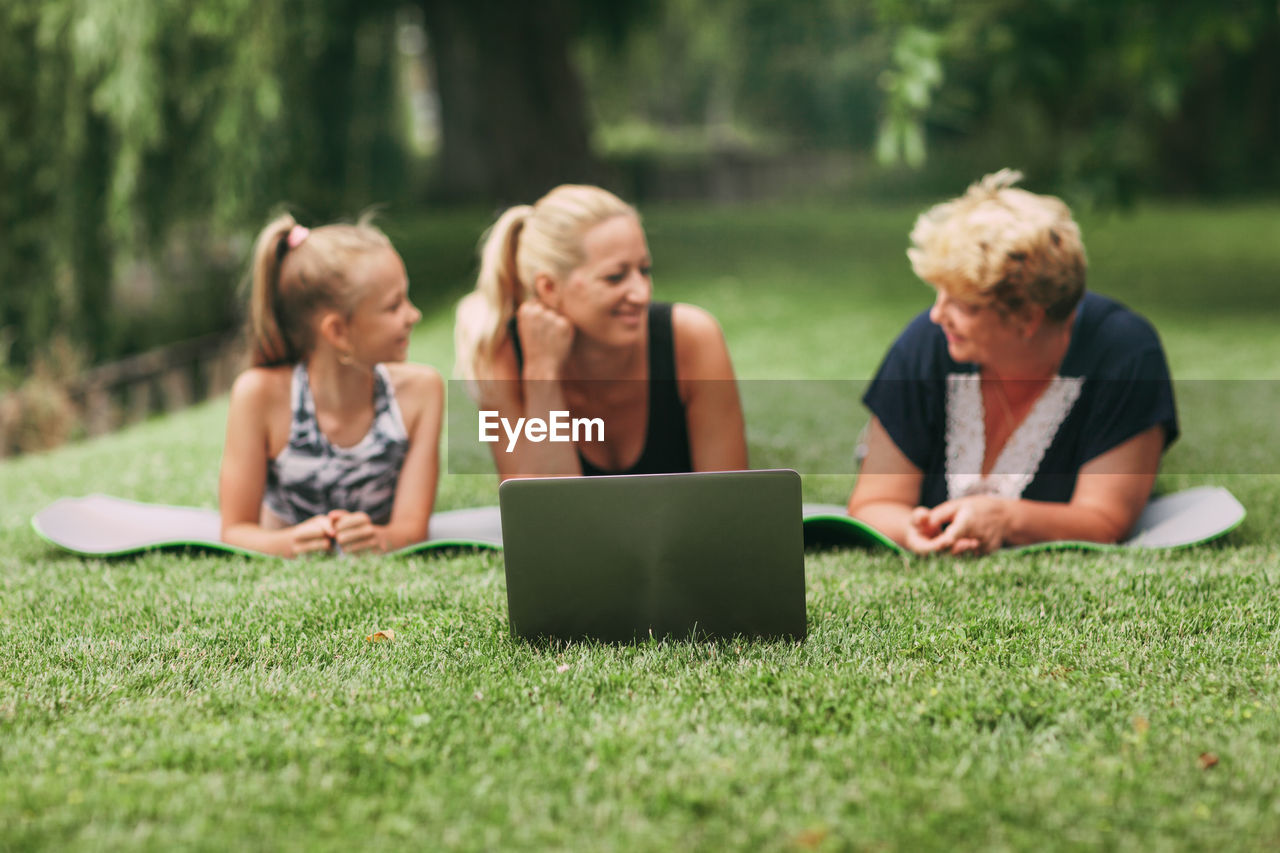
[508,302,692,475]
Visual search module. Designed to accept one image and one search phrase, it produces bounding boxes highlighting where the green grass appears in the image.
[3,201,1280,850]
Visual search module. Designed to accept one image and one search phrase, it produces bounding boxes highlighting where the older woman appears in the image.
[847,170,1178,554]
[455,184,747,479]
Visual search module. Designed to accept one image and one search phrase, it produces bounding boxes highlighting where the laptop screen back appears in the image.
[498,469,806,642]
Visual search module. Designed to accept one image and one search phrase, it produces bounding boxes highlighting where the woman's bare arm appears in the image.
[846,417,929,549]
[476,334,582,481]
[673,303,748,471]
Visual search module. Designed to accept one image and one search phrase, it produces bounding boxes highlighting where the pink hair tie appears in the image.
[287,225,310,249]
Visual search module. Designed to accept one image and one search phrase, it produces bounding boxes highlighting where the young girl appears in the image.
[219,214,443,557]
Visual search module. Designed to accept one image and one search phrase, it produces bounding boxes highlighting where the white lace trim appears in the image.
[945,373,1083,500]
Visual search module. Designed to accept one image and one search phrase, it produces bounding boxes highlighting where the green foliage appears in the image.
[0,0,410,369]
[581,0,894,150]
[580,0,1280,204]
[926,0,1280,204]
[876,25,943,168]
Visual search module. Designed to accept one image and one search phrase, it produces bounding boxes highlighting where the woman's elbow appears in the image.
[847,474,916,517]
[1075,502,1137,544]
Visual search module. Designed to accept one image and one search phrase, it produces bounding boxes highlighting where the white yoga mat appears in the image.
[801,486,1246,553]
[32,494,503,557]
[32,486,1244,558]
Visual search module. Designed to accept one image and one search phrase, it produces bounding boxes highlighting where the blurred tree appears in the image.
[580,0,929,155]
[3,0,1276,376]
[925,1,1280,203]
[578,0,1280,203]
[417,0,649,202]
[0,0,408,370]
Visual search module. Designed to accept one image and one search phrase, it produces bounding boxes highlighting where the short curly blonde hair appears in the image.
[907,169,1086,322]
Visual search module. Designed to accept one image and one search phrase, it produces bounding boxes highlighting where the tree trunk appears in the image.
[420,0,597,203]
[70,111,115,362]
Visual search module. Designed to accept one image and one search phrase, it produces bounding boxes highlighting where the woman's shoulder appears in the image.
[875,307,952,377]
[670,302,724,342]
[897,306,945,343]
[1079,292,1160,338]
[1070,292,1166,371]
[464,337,523,412]
[670,303,734,376]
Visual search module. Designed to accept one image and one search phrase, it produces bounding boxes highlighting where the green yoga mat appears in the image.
[32,494,503,558]
[33,486,1243,559]
[802,486,1246,554]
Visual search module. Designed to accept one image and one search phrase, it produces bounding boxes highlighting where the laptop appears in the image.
[498,469,806,642]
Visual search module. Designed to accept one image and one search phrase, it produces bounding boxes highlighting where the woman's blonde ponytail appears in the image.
[455,204,533,380]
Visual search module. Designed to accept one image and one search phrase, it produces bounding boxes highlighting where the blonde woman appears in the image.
[848,171,1177,554]
[455,184,747,479]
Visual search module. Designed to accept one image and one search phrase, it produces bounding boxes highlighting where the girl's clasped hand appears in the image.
[286,510,383,556]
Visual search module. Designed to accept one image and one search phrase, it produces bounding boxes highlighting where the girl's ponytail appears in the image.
[454,204,533,381]
[248,213,300,367]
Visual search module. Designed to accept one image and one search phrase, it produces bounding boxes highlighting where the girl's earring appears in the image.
[338,350,356,366]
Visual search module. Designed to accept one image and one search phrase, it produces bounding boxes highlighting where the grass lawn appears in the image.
[3,200,1280,850]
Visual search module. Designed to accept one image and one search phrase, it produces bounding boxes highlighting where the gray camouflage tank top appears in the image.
[262,363,408,525]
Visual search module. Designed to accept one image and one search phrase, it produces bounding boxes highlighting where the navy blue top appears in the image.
[862,291,1178,507]
[510,301,693,476]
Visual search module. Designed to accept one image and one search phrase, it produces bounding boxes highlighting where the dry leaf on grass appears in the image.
[1198,752,1219,770]
[792,827,829,849]
[366,629,396,643]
